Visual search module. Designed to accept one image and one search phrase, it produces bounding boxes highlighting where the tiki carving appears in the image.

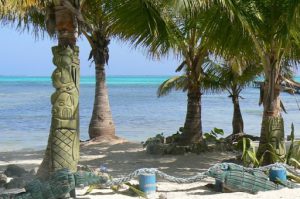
[267,117,286,157]
[260,116,286,162]
[49,45,80,172]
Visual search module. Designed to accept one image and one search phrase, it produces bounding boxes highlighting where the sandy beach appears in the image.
[0,139,299,199]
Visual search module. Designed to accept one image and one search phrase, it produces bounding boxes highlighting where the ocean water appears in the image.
[0,76,300,152]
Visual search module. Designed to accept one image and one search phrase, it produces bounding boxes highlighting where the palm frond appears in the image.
[199,58,225,93]
[105,0,171,57]
[212,58,262,90]
[157,75,188,97]
[0,0,52,39]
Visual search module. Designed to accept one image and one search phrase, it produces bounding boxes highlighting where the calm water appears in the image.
[0,76,300,152]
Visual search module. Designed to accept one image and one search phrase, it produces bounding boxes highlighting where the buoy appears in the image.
[269,166,287,182]
[138,174,156,194]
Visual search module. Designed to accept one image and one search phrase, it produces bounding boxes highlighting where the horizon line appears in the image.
[0,74,174,77]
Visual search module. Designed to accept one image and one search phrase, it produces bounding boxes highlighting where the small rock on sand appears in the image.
[4,165,27,177]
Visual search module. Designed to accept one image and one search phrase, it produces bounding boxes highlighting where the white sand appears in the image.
[0,139,299,199]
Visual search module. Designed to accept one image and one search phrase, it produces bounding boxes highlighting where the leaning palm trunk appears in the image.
[180,89,202,144]
[257,62,285,165]
[37,3,80,180]
[89,63,115,138]
[232,91,244,134]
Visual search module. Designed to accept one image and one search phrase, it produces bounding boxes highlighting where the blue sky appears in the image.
[1,26,299,77]
[0,26,178,76]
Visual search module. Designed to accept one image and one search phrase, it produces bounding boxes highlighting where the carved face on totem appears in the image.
[269,119,285,157]
[52,92,76,120]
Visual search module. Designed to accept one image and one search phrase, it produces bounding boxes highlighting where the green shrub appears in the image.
[142,133,165,148]
[203,128,225,143]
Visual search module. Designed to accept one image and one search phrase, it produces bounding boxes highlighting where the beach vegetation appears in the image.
[203,127,224,143]
[117,182,147,198]
[240,139,300,183]
[142,127,236,155]
[85,182,148,198]
[240,123,300,171]
[142,133,165,149]
[239,137,262,167]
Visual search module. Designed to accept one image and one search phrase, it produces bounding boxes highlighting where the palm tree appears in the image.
[1,0,82,179]
[80,0,170,140]
[214,58,262,135]
[74,0,171,140]
[80,0,116,139]
[157,59,220,145]
[106,1,219,145]
[201,0,300,164]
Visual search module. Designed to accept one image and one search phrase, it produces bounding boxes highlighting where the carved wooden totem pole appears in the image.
[50,45,80,171]
[37,0,80,181]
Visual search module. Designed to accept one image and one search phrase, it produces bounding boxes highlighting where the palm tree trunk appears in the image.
[257,60,285,165]
[85,30,116,139]
[37,2,80,180]
[180,89,202,145]
[89,63,115,138]
[232,89,244,134]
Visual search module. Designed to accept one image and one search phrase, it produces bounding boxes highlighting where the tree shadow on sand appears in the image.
[0,141,235,178]
[0,150,43,171]
[79,141,235,178]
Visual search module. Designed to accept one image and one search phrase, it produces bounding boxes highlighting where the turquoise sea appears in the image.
[0,76,300,152]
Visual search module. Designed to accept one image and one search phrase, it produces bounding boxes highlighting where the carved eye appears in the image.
[59,102,64,106]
